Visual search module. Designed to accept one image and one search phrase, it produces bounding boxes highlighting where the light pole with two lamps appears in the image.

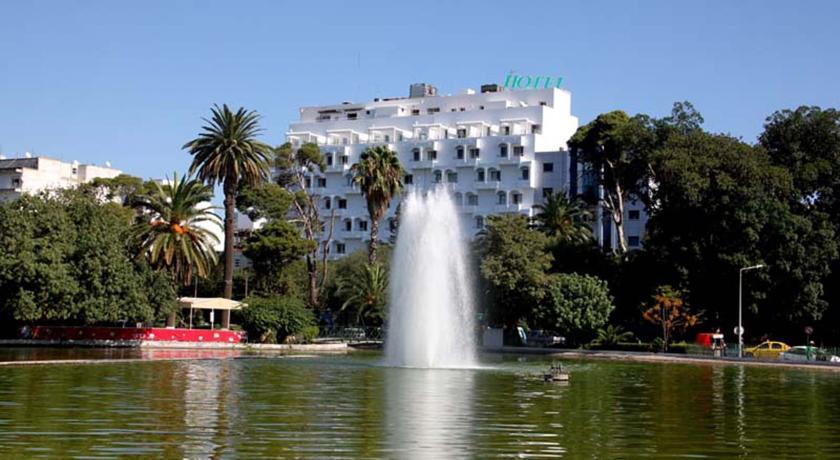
[738,264,765,358]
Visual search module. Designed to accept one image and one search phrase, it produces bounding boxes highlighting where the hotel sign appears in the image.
[503,73,564,90]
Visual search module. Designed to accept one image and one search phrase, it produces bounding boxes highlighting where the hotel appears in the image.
[238,82,646,260]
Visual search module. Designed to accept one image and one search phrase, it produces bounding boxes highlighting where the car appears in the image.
[780,346,840,363]
[744,341,790,359]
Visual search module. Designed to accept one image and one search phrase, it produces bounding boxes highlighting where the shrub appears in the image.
[240,296,315,343]
[534,273,614,344]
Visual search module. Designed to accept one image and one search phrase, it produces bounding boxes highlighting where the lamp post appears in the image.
[738,264,765,358]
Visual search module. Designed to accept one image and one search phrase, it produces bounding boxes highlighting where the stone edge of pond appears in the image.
[486,347,840,372]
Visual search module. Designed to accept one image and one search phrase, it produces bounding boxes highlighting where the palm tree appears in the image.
[532,192,594,245]
[183,104,272,299]
[350,146,404,263]
[591,325,635,348]
[133,173,221,285]
[337,263,388,326]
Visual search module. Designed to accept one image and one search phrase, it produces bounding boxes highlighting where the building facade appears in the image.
[0,155,122,202]
[237,83,647,258]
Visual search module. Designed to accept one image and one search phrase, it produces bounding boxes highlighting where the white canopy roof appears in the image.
[178,297,245,311]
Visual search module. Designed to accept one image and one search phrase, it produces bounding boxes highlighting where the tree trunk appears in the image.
[369,218,379,263]
[223,181,237,300]
[306,254,318,307]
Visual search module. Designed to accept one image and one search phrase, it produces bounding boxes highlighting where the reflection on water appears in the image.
[384,368,475,458]
[0,353,839,458]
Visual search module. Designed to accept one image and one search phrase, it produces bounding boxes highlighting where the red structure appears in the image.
[30,326,245,343]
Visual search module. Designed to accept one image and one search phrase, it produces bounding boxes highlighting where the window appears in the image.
[317,177,327,188]
[543,162,554,173]
[427,107,440,114]
[771,343,783,350]
[338,199,347,209]
[340,155,349,165]
[475,215,484,229]
[411,109,420,116]
[467,194,479,206]
[496,192,506,205]
[521,168,530,181]
[404,174,413,185]
[628,236,640,247]
[447,171,458,183]
[434,171,442,183]
[513,146,524,156]
[539,101,547,106]
[512,193,522,205]
[344,220,352,231]
[326,155,334,166]
[502,126,511,135]
[428,150,437,161]
[489,169,501,181]
[479,105,485,110]
[456,146,465,160]
[324,197,331,209]
[469,148,480,159]
[12,178,22,187]
[336,243,346,254]
[384,135,391,142]
[305,177,312,188]
[476,170,485,182]
[457,128,467,138]
[629,210,641,220]
[542,188,553,198]
[531,124,541,134]
[499,144,508,158]
[413,148,421,161]
[347,112,357,120]
[359,221,368,231]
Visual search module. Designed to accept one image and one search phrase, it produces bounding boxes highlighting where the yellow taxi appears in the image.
[744,341,790,359]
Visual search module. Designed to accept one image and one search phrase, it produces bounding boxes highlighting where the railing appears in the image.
[318,326,383,343]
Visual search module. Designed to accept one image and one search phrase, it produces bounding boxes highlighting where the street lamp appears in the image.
[738,264,765,358]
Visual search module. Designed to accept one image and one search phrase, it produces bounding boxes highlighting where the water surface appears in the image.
[1,351,839,458]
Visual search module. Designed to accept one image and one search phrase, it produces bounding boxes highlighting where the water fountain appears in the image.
[385,187,478,368]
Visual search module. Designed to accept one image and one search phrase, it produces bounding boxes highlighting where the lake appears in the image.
[1,350,839,458]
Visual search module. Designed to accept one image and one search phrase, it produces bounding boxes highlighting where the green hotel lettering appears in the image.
[503,73,564,89]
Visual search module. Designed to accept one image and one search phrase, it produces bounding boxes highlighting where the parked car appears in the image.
[744,341,790,359]
[780,346,840,363]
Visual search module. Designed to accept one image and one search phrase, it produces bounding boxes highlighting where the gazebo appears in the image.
[167,297,246,330]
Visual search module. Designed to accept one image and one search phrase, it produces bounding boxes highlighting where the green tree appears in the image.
[569,111,655,253]
[85,174,155,206]
[477,214,553,330]
[534,273,614,344]
[132,173,221,285]
[274,142,333,308]
[646,130,837,334]
[0,191,177,325]
[532,191,593,244]
[242,220,316,294]
[350,145,404,263]
[336,263,388,326]
[183,104,272,299]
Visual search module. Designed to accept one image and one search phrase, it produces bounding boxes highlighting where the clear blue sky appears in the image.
[2,0,839,185]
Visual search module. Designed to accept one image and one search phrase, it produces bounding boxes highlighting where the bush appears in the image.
[534,273,614,344]
[240,296,315,343]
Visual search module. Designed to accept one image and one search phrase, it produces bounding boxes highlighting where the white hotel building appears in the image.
[238,83,647,260]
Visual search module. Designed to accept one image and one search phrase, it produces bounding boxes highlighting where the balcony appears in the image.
[475,181,501,191]
[459,205,478,214]
[408,160,435,170]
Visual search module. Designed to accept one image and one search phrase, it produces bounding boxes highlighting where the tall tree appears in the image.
[569,111,654,254]
[183,104,272,299]
[477,214,553,331]
[337,263,389,326]
[350,146,404,263]
[532,191,593,245]
[274,142,334,307]
[645,130,837,337]
[132,173,221,285]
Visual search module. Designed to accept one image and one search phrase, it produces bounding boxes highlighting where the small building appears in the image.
[0,155,122,202]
